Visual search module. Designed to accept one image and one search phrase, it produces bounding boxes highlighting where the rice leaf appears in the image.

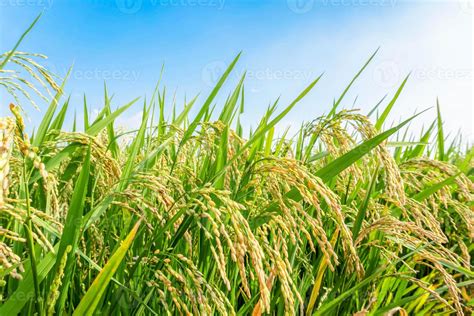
[54,146,91,312]
[436,99,445,161]
[329,48,379,116]
[412,173,460,201]
[316,110,427,182]
[73,220,141,316]
[375,73,410,130]
[0,13,41,70]
[86,97,139,136]
[0,249,57,315]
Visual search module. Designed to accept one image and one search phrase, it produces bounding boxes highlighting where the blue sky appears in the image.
[0,0,472,142]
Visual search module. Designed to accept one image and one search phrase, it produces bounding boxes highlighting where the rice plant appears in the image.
[0,17,472,315]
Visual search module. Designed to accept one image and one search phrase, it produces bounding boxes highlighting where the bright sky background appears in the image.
[1,0,473,143]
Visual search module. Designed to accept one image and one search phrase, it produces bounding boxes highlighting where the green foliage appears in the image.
[0,20,472,316]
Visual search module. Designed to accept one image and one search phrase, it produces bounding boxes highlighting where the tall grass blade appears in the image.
[316,110,427,182]
[375,74,410,130]
[73,220,141,316]
[329,48,379,116]
[0,13,41,70]
[436,99,445,161]
[54,146,91,312]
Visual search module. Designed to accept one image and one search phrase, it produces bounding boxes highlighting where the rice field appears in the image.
[0,17,473,315]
